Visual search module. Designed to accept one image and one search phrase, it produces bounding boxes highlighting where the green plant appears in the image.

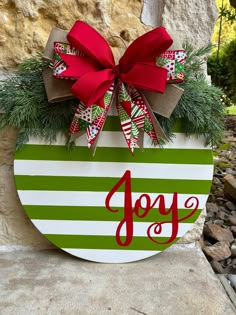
[226,39,236,101]
[0,57,78,149]
[219,6,236,23]
[225,105,236,115]
[208,39,236,104]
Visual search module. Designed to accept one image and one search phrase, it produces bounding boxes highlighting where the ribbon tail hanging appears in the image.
[141,84,184,118]
[141,93,168,141]
[116,81,167,153]
[68,81,116,149]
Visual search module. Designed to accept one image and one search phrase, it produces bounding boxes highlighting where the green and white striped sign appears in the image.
[14,109,213,263]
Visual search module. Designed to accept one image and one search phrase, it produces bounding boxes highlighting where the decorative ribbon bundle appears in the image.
[43,21,186,152]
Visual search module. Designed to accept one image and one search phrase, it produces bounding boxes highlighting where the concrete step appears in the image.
[0,244,235,315]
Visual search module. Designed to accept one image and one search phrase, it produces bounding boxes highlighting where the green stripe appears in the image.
[15,145,213,165]
[15,176,212,194]
[171,120,183,133]
[44,234,179,251]
[103,116,183,133]
[25,205,202,223]
[103,116,121,131]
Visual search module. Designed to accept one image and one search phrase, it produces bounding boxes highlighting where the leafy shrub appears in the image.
[208,39,236,105]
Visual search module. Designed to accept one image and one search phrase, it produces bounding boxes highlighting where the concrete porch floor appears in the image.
[0,244,235,315]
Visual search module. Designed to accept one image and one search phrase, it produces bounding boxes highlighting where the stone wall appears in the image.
[142,0,218,48]
[0,0,150,69]
[0,0,218,248]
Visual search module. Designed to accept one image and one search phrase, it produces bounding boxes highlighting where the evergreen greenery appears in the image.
[0,56,78,149]
[208,39,236,104]
[0,45,225,150]
[157,43,225,146]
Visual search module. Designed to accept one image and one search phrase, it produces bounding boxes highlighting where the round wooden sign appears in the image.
[14,112,213,263]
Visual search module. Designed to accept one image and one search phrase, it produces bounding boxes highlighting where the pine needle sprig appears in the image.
[175,78,224,145]
[17,53,49,74]
[174,44,224,146]
[183,43,212,79]
[0,55,77,148]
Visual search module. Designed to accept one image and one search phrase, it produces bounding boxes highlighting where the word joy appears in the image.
[105,170,199,247]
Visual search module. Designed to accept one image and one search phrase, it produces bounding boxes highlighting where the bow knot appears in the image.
[113,65,120,78]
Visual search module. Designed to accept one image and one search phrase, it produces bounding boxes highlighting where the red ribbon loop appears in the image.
[71,69,115,107]
[67,21,115,69]
[57,53,102,79]
[120,62,168,93]
[119,26,173,73]
[59,21,173,107]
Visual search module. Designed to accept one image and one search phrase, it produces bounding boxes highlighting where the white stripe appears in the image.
[62,248,159,263]
[18,190,208,208]
[27,132,211,150]
[108,106,118,116]
[31,220,193,238]
[14,160,213,180]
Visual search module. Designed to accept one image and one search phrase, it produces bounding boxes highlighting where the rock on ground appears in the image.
[202,124,236,273]
[203,242,232,262]
[224,175,236,202]
[204,224,234,243]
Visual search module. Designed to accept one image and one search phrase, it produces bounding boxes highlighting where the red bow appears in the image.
[56,21,173,107]
[49,21,185,152]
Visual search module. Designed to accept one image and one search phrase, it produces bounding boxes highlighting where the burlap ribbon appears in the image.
[43,21,185,152]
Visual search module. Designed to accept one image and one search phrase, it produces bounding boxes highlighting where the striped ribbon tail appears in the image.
[116,81,161,153]
[68,82,115,147]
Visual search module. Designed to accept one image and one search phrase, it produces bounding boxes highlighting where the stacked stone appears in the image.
[202,117,236,274]
[0,0,218,70]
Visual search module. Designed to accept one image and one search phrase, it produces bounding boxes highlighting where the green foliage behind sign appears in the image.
[208,39,236,105]
[212,0,236,46]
